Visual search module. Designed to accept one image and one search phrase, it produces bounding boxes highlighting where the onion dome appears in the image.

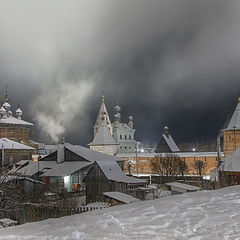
[16,107,23,119]
[114,105,121,113]
[163,126,169,137]
[0,106,6,118]
[3,101,11,112]
[8,109,12,116]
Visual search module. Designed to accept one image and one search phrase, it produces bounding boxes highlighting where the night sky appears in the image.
[0,1,240,146]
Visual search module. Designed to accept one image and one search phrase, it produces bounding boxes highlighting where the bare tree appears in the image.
[151,154,188,181]
[193,160,206,177]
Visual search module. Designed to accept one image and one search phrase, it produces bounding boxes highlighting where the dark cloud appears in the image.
[0,0,240,145]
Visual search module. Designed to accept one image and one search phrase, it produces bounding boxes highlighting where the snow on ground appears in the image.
[1,186,240,239]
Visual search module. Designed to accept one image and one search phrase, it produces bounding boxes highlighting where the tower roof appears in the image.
[226,98,240,130]
[155,126,180,153]
[94,96,112,136]
[89,120,117,146]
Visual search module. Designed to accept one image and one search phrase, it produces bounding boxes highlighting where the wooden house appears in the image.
[83,160,147,203]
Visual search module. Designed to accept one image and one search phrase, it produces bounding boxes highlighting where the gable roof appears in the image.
[219,148,240,172]
[41,161,92,177]
[89,121,117,146]
[162,134,180,152]
[0,138,35,150]
[103,191,140,204]
[155,134,180,153]
[95,160,146,184]
[40,144,124,163]
[226,99,240,130]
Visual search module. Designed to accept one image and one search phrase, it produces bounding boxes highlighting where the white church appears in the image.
[88,96,136,155]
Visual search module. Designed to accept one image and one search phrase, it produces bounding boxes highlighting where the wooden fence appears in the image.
[1,204,109,225]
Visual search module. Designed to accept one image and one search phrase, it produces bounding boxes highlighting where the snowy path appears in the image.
[1,186,240,239]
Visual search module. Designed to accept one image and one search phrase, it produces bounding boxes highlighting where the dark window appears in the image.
[125,135,127,140]
[125,146,127,149]
[120,146,122,149]
[129,135,131,140]
[120,135,122,139]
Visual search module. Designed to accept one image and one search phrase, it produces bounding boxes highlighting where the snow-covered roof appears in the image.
[225,99,240,130]
[0,115,33,126]
[162,134,180,152]
[165,182,201,191]
[66,144,123,162]
[96,160,147,184]
[89,120,117,146]
[219,148,240,172]
[13,161,57,176]
[41,161,92,177]
[103,191,140,204]
[0,138,35,150]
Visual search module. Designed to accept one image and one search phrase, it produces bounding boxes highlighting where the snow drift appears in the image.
[1,185,240,239]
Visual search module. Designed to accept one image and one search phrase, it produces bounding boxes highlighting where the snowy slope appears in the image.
[1,186,240,239]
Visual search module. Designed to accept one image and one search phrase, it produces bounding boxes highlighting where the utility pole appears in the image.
[217,132,221,168]
[135,141,139,177]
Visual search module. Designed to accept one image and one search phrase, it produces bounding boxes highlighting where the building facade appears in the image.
[112,105,136,153]
[91,96,137,154]
[0,90,34,145]
[223,98,240,157]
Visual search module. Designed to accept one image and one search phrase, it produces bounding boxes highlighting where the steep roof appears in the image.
[226,99,240,130]
[103,191,140,204]
[162,134,180,152]
[155,126,180,153]
[94,96,112,136]
[96,160,147,184]
[41,161,92,177]
[219,148,240,172]
[89,120,117,146]
[0,138,35,150]
[0,116,33,126]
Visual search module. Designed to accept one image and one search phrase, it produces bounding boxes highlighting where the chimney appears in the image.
[57,136,65,163]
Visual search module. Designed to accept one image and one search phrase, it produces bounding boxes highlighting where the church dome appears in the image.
[114,105,121,113]
[16,107,23,119]
[0,106,6,118]
[8,110,12,116]
[3,101,11,111]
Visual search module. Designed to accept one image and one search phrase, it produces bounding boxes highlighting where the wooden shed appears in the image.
[165,182,201,195]
[83,161,147,203]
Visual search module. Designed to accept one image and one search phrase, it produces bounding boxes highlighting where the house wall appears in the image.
[223,130,240,157]
[112,125,136,153]
[1,149,33,166]
[84,164,130,203]
[0,124,31,142]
